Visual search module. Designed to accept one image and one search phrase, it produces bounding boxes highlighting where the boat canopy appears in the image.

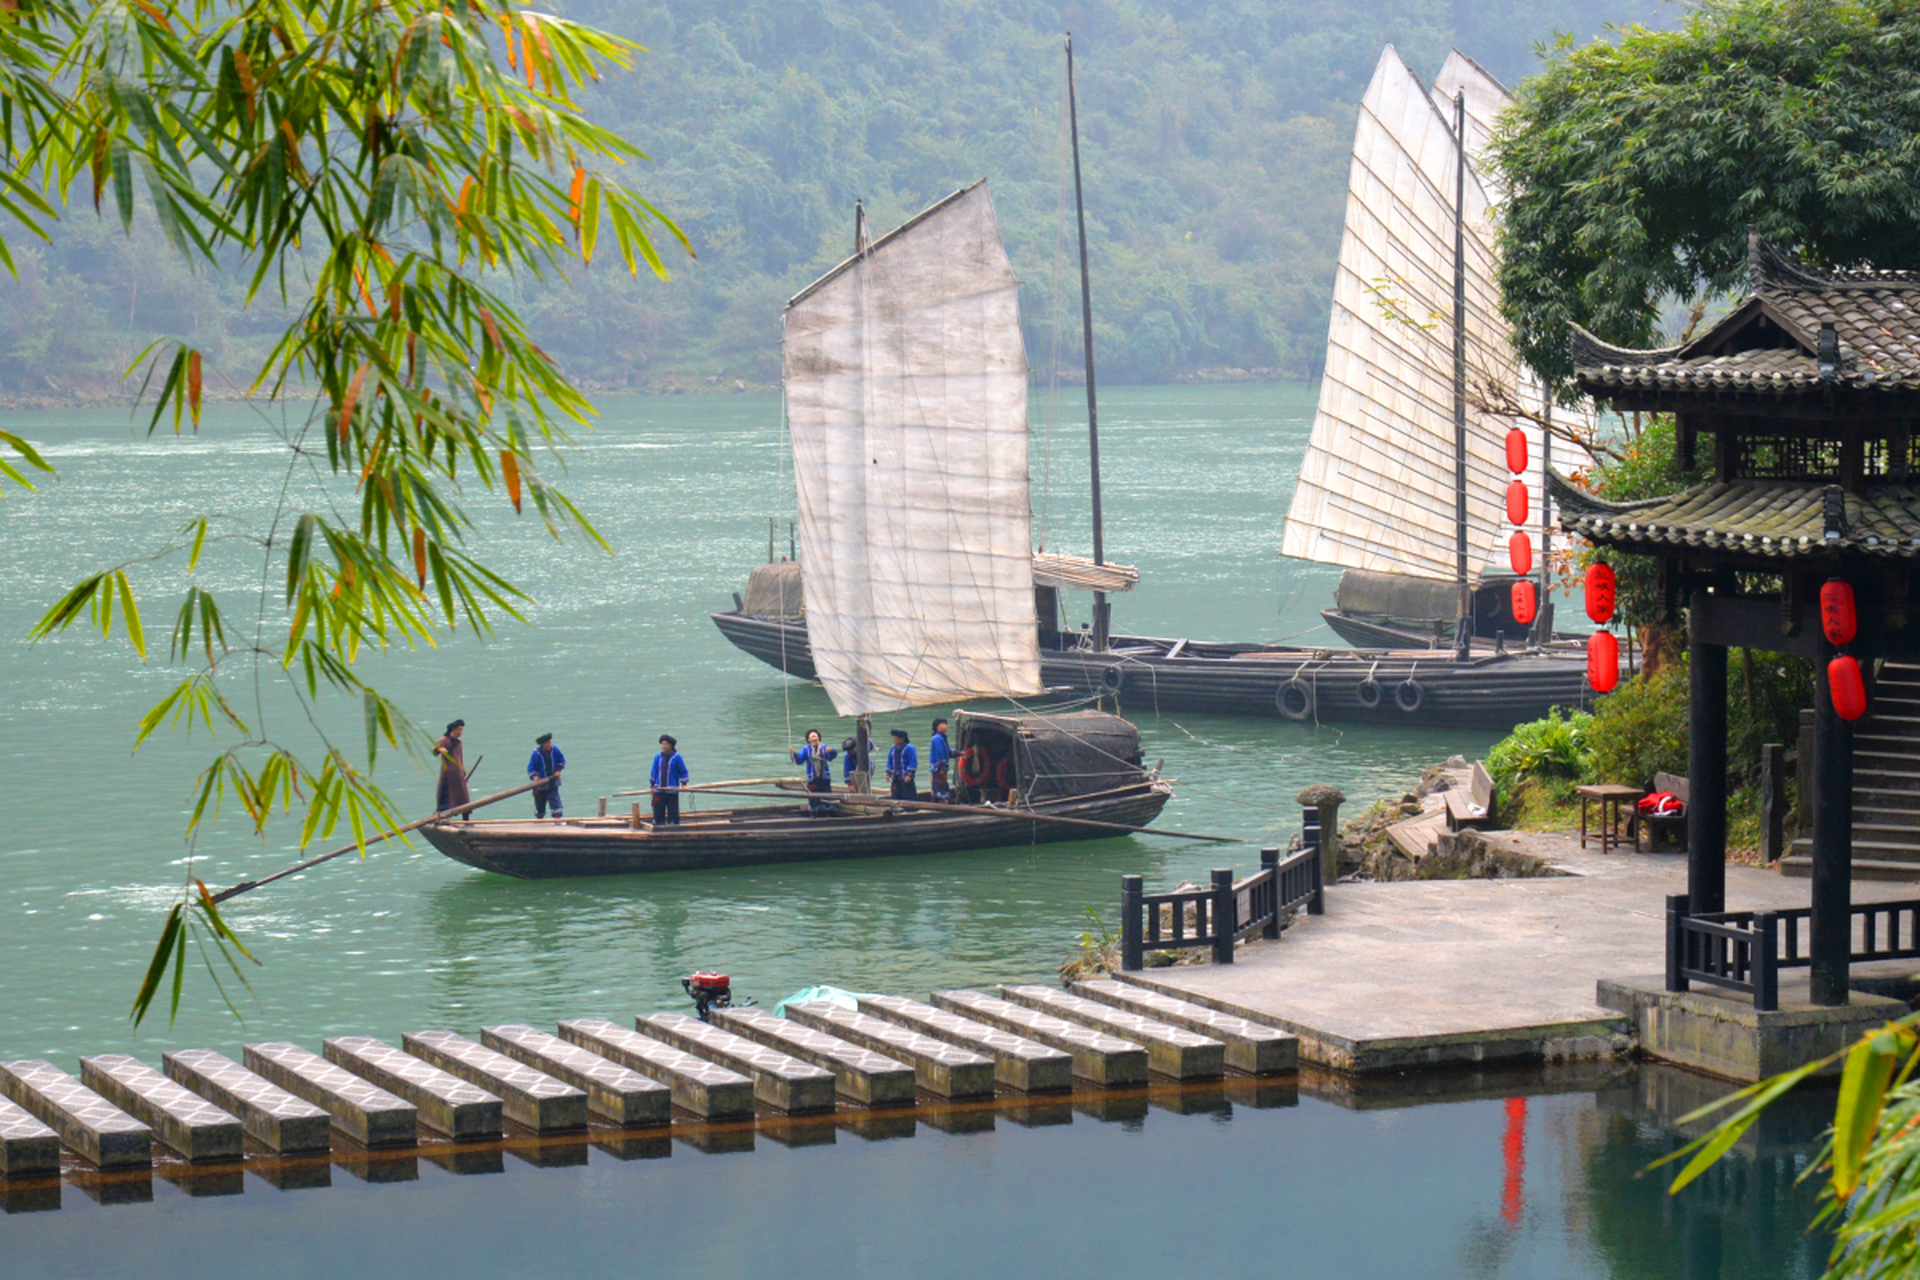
[1031,552,1138,594]
[741,561,804,618]
[954,710,1147,803]
[784,181,1043,716]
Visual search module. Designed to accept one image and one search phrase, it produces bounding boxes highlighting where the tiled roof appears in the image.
[1572,237,1920,396]
[1551,470,1920,561]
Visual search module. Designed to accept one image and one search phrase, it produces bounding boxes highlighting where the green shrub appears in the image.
[1584,662,1689,787]
[1487,707,1594,802]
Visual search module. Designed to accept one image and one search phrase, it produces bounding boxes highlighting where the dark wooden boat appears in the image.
[710,605,1597,730]
[421,712,1174,877]
[1319,568,1584,652]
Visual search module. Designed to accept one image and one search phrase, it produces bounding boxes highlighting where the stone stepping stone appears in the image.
[163,1049,331,1154]
[0,1094,61,1176]
[402,1031,587,1134]
[79,1054,244,1162]
[323,1037,502,1141]
[1068,979,1299,1075]
[481,1025,671,1128]
[930,991,1148,1086]
[0,1059,151,1169]
[244,1041,417,1148]
[997,985,1225,1080]
[711,1008,916,1107]
[785,1003,996,1099]
[557,1019,754,1120]
[857,994,1073,1093]
[637,1013,837,1114]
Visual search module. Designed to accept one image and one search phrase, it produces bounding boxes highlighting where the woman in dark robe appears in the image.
[435,719,471,815]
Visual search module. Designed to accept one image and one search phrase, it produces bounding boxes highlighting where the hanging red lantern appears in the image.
[1820,580,1858,646]
[1584,562,1617,625]
[1505,428,1528,475]
[1506,480,1528,526]
[1587,630,1619,693]
[1511,580,1537,627]
[1509,530,1533,576]
[1828,655,1868,721]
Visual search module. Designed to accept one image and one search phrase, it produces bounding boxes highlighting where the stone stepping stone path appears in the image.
[996,986,1225,1080]
[78,1054,244,1162]
[558,1019,755,1120]
[0,1060,152,1169]
[481,1025,671,1128]
[858,995,1074,1093]
[785,1003,996,1099]
[711,1008,916,1106]
[930,990,1149,1086]
[323,1037,502,1141]
[402,1031,587,1134]
[1068,979,1298,1075]
[163,1049,332,1154]
[244,1041,417,1148]
[637,1013,837,1114]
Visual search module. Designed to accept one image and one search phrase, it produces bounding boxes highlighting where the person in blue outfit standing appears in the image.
[886,729,918,801]
[928,718,952,802]
[790,729,839,817]
[651,734,689,826]
[527,732,565,818]
[841,737,861,787]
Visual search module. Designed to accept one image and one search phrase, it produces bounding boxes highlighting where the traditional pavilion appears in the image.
[1554,235,1920,1006]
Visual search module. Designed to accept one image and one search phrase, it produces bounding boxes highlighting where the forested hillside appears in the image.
[0,0,1669,396]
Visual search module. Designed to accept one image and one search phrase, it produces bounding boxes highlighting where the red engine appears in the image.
[682,971,733,1021]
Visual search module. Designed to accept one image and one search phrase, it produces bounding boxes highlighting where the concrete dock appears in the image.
[558,1018,757,1119]
[784,1003,997,1099]
[245,1041,418,1147]
[78,1055,244,1162]
[1123,837,1920,1073]
[711,1008,916,1106]
[639,1013,838,1114]
[931,990,1149,1086]
[998,986,1225,1081]
[163,1050,332,1154]
[859,994,1075,1092]
[324,1037,503,1141]
[481,1025,671,1127]
[402,1031,588,1134]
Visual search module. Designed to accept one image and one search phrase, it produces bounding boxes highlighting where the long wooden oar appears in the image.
[670,784,1241,844]
[208,777,547,904]
[610,776,799,797]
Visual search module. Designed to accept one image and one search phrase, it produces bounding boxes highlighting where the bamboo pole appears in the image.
[675,784,1240,844]
[208,777,548,904]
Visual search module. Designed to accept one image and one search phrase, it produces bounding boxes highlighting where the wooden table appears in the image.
[1576,784,1643,855]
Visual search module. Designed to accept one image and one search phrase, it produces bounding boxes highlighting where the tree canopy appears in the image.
[1492,0,1920,386]
[0,0,687,1022]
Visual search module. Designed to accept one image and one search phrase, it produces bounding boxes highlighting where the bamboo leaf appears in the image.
[115,572,146,661]
[129,904,182,1028]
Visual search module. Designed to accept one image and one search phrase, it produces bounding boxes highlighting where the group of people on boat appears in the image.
[789,719,955,817]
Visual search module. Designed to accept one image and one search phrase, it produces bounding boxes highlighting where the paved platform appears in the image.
[1121,838,1920,1074]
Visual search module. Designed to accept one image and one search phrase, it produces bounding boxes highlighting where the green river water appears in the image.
[0,384,1831,1279]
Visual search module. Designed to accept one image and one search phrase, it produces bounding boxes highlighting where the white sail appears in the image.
[784,182,1043,716]
[1283,46,1592,586]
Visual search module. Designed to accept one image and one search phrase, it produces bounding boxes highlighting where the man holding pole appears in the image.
[434,719,471,817]
[651,735,689,826]
[527,733,565,819]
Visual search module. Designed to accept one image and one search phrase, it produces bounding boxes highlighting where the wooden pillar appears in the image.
[1810,643,1854,1006]
[1686,596,1728,914]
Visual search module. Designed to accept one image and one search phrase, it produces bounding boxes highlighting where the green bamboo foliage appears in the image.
[2,0,687,1025]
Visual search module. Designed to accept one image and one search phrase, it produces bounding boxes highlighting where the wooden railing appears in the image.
[1666,893,1920,1011]
[1119,815,1326,971]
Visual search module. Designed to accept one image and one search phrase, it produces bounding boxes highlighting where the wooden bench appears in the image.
[1442,761,1497,831]
[1631,771,1689,852]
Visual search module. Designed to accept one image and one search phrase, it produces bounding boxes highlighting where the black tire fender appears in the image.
[1395,678,1426,713]
[1276,678,1314,721]
[1101,664,1126,694]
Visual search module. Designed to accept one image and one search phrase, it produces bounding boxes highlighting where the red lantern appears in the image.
[1511,580,1537,627]
[1828,655,1868,721]
[1506,480,1528,526]
[1820,580,1858,646]
[1587,630,1619,693]
[1509,531,1533,576]
[1505,428,1528,475]
[1584,562,1617,625]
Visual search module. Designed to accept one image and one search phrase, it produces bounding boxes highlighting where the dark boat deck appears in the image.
[421,783,1176,878]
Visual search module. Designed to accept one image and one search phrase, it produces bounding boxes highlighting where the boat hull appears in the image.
[421,783,1174,879]
[1320,609,1585,655]
[711,611,1597,730]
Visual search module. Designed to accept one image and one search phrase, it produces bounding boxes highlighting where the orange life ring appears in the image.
[994,756,1015,789]
[959,747,990,787]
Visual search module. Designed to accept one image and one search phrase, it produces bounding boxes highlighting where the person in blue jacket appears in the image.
[790,729,839,817]
[928,718,952,802]
[841,737,861,786]
[886,729,917,801]
[650,734,689,826]
[527,732,565,819]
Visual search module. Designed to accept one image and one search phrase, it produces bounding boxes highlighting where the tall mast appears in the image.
[852,196,872,792]
[1066,33,1110,654]
[1451,90,1470,662]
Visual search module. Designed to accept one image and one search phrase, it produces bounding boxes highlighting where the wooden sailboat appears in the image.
[424,181,1172,878]
[712,45,1599,730]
